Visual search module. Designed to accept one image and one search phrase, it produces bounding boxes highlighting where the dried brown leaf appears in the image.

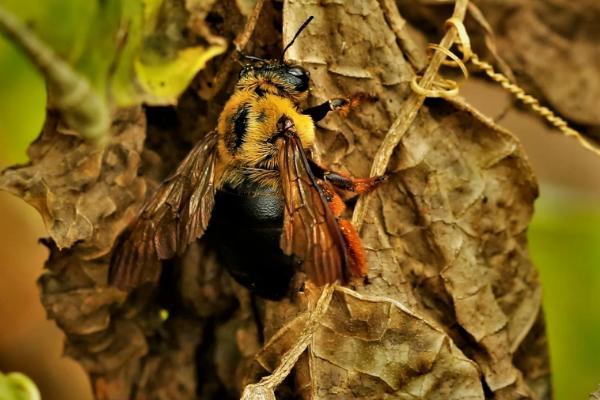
[480,0,600,131]
[0,109,147,257]
[253,287,483,399]
[0,106,231,398]
[395,0,600,140]
[246,0,549,398]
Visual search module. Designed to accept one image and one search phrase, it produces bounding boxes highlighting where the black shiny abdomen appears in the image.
[204,181,296,299]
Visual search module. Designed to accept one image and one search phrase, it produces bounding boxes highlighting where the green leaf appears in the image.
[134,44,225,105]
[0,0,226,141]
[0,36,46,166]
[0,372,41,400]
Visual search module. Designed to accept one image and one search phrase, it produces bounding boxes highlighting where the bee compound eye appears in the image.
[288,67,306,77]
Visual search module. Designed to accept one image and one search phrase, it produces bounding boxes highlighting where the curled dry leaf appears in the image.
[0,108,148,398]
[0,106,232,399]
[0,109,147,256]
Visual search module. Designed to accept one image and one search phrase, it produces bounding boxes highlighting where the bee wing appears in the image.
[109,130,219,291]
[277,131,348,286]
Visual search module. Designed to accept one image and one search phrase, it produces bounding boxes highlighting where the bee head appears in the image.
[237,60,310,99]
[235,17,313,102]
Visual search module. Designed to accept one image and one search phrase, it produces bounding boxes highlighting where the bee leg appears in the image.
[302,100,339,122]
[318,180,367,277]
[325,172,386,194]
[309,159,386,194]
[338,219,368,277]
[318,180,347,217]
[303,93,374,122]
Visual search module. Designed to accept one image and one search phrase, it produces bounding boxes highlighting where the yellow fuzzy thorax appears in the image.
[217,90,315,168]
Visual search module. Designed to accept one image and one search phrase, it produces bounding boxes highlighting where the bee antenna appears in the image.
[281,16,314,60]
[237,49,268,64]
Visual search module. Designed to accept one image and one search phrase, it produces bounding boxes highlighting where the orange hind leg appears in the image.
[318,181,367,278]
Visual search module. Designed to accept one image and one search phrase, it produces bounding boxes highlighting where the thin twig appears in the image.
[241,284,336,399]
[378,0,428,71]
[351,0,470,229]
[198,0,266,100]
[444,16,600,157]
[469,53,600,157]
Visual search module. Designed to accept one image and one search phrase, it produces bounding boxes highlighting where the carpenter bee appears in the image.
[109,17,384,299]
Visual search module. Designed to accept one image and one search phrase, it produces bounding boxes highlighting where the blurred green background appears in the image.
[0,13,599,400]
